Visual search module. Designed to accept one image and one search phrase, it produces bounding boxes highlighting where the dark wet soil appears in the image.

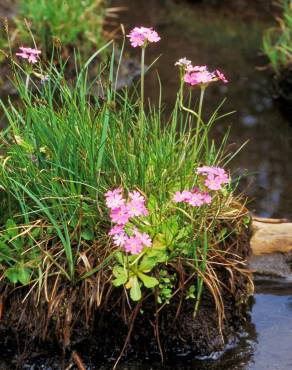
[1,277,291,370]
[0,226,251,369]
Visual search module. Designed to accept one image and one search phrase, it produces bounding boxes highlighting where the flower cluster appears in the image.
[173,166,229,207]
[197,166,229,191]
[16,47,41,64]
[127,26,161,48]
[105,188,152,255]
[184,65,228,86]
[175,59,228,86]
[173,188,212,207]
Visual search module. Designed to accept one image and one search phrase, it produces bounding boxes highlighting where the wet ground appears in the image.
[101,278,292,370]
[4,278,288,370]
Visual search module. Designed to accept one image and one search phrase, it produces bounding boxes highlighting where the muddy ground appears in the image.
[0,227,252,369]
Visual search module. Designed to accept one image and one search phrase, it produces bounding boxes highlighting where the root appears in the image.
[72,351,86,370]
[113,300,143,370]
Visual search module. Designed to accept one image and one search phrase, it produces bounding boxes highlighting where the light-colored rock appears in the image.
[251,217,292,256]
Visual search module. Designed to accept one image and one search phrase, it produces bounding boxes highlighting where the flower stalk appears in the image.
[140,46,146,127]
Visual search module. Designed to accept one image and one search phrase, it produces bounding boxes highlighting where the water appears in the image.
[114,0,292,219]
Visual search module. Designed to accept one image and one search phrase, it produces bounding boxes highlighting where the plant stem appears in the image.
[194,86,206,156]
[25,73,30,90]
[140,46,146,127]
[179,82,203,124]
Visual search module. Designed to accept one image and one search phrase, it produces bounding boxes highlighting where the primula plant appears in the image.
[105,164,231,301]
[0,25,251,360]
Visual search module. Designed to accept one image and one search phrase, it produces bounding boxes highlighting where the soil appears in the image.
[0,225,252,369]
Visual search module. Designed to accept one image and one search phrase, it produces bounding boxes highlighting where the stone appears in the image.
[251,217,292,256]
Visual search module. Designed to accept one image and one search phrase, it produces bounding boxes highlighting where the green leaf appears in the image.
[0,241,11,263]
[130,276,142,301]
[146,194,157,213]
[146,243,168,263]
[112,276,127,287]
[115,251,125,265]
[4,265,31,285]
[112,265,126,277]
[5,267,19,284]
[219,227,228,240]
[18,266,32,285]
[5,219,19,239]
[31,227,41,239]
[112,265,128,286]
[176,225,193,241]
[14,135,34,153]
[139,255,157,272]
[81,229,95,241]
[138,272,159,288]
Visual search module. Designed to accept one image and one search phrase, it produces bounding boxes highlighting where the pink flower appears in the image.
[15,52,29,60]
[173,191,192,203]
[105,188,123,198]
[16,46,41,64]
[19,47,41,55]
[127,26,161,48]
[124,236,143,255]
[126,199,148,217]
[186,191,205,207]
[186,65,208,73]
[216,70,228,83]
[204,175,224,191]
[108,225,125,236]
[197,166,228,178]
[129,190,145,203]
[202,192,212,204]
[113,232,128,247]
[105,192,125,210]
[197,166,210,175]
[184,70,215,86]
[184,65,228,87]
[110,206,130,225]
[197,166,229,191]
[133,229,152,247]
[173,188,212,207]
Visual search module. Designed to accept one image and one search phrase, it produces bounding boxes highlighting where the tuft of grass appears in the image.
[263,0,292,74]
[0,0,111,59]
[0,35,252,354]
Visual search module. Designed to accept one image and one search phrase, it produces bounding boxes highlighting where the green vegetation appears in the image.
[1,0,109,57]
[263,0,292,73]
[0,35,251,357]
